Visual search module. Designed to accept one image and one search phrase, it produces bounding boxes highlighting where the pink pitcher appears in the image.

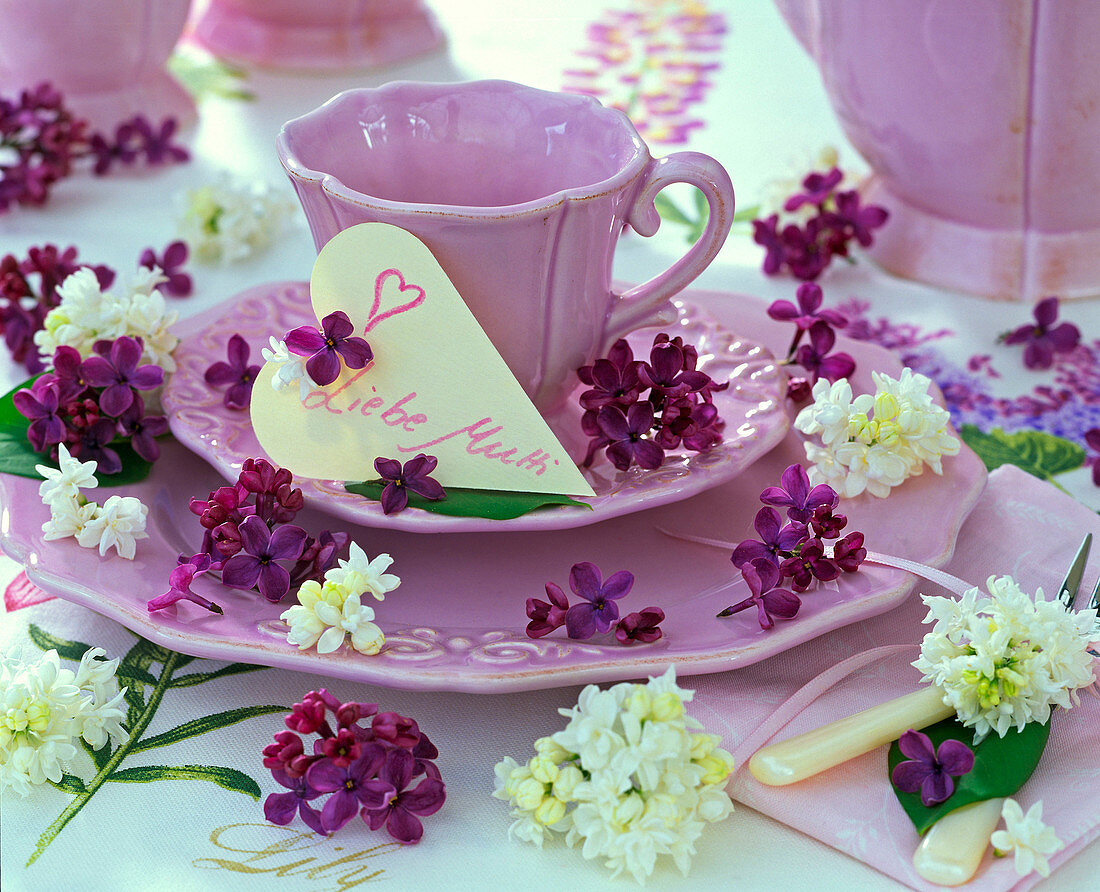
[777,0,1100,302]
[0,0,194,132]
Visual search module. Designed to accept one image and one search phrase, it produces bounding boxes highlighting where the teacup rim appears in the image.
[275,79,652,218]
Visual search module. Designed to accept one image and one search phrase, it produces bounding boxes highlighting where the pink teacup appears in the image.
[0,0,194,132]
[277,80,735,416]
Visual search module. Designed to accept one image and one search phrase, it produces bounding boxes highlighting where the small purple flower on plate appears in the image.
[767,282,848,331]
[526,582,569,639]
[285,310,372,387]
[892,729,974,807]
[564,561,634,639]
[147,553,219,614]
[615,607,665,645]
[597,402,664,471]
[760,463,839,524]
[220,514,307,602]
[718,558,801,630]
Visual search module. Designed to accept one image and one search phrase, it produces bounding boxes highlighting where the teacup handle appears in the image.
[603,152,735,350]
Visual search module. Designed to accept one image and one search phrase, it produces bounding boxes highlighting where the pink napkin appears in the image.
[689,465,1100,891]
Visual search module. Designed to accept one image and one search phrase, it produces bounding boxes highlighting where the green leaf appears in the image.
[0,422,49,479]
[959,425,1085,481]
[167,662,267,688]
[888,717,1050,835]
[344,481,592,520]
[168,50,254,102]
[106,764,261,799]
[653,193,692,225]
[129,705,287,754]
[49,774,88,796]
[27,624,96,662]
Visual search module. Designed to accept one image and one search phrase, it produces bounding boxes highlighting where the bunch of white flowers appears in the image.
[34,266,179,372]
[795,368,960,498]
[0,647,127,796]
[493,667,735,885]
[280,543,400,656]
[914,575,1097,741]
[37,445,148,560]
[177,176,296,265]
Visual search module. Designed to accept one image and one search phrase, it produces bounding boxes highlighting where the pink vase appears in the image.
[193,0,445,71]
[777,0,1100,302]
[0,0,195,133]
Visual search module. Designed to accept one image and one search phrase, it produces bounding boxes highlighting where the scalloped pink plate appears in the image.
[0,288,988,693]
[162,282,791,533]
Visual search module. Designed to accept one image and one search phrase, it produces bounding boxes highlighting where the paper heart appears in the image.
[251,222,594,496]
[366,269,425,333]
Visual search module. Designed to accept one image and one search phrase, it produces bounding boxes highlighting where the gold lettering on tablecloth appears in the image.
[193,823,400,889]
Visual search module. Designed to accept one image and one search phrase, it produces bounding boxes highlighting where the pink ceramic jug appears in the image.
[0,0,194,132]
[193,0,445,70]
[777,0,1100,302]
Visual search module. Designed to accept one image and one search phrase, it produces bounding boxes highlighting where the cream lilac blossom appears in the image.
[37,449,148,559]
[795,368,959,498]
[261,336,310,401]
[990,799,1064,877]
[0,648,127,797]
[281,545,398,656]
[913,575,1096,741]
[177,176,295,265]
[493,666,734,884]
[34,266,179,371]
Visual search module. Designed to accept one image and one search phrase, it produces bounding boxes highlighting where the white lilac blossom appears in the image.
[913,575,1097,741]
[34,266,179,371]
[177,176,295,265]
[0,648,127,796]
[36,443,97,507]
[795,368,960,498]
[493,667,735,884]
[280,546,398,656]
[990,799,1064,877]
[76,495,149,560]
[260,336,310,401]
[37,455,148,560]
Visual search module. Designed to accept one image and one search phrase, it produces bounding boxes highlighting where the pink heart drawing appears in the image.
[3,571,54,612]
[364,268,426,333]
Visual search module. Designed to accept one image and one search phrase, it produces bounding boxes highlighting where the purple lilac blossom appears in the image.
[361,748,446,844]
[891,729,974,807]
[204,333,260,410]
[372,454,446,515]
[220,514,307,602]
[139,240,191,297]
[615,607,665,644]
[526,582,569,639]
[731,506,808,569]
[285,310,372,387]
[760,463,839,523]
[563,561,634,639]
[147,554,219,613]
[80,335,164,417]
[718,558,801,630]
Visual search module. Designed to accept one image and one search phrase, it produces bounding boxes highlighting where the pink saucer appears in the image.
[163,282,791,533]
[0,287,989,693]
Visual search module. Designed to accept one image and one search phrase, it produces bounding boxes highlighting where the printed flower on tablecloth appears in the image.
[493,666,734,884]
